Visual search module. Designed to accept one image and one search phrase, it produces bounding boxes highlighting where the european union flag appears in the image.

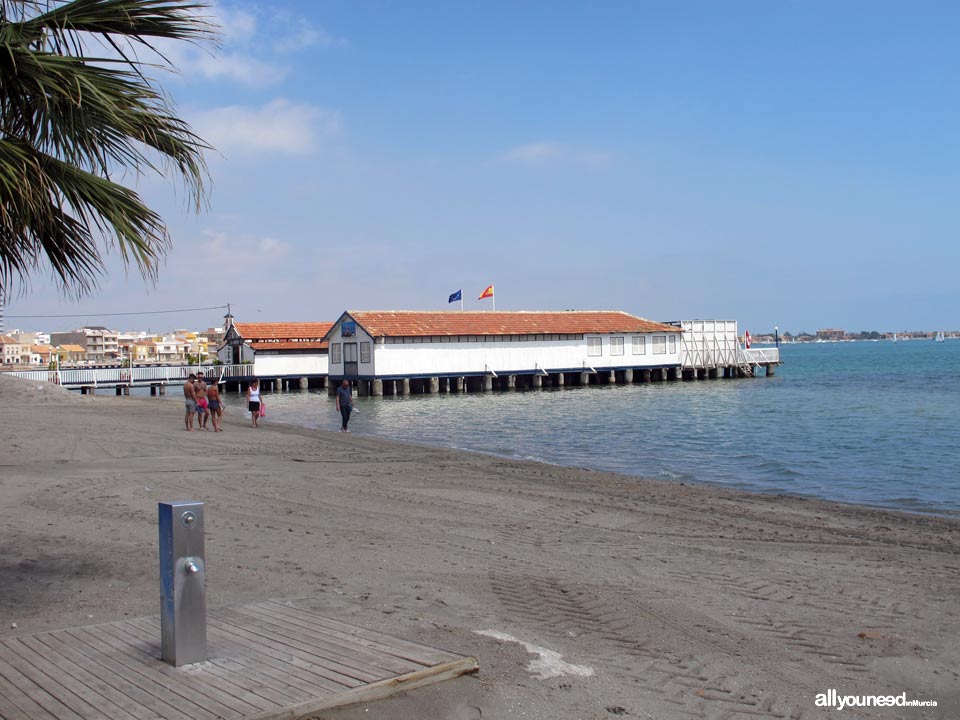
[448,289,462,303]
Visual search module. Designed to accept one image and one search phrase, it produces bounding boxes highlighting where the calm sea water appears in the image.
[200,340,960,516]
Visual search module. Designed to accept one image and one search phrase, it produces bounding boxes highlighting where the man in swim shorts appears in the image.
[183,374,197,431]
[207,381,223,432]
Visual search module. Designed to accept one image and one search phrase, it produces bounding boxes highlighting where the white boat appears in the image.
[935,331,945,343]
[893,333,898,343]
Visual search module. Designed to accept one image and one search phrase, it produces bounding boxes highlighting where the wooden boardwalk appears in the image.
[0,600,478,720]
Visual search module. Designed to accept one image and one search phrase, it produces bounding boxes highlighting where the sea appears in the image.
[204,340,960,516]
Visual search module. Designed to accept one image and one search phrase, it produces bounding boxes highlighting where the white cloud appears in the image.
[146,2,342,87]
[501,141,613,169]
[502,142,563,164]
[190,99,341,156]
[196,230,291,270]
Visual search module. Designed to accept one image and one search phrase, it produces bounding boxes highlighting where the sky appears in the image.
[5,1,960,335]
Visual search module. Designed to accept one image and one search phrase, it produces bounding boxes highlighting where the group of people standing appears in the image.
[182,371,224,431]
[183,375,355,432]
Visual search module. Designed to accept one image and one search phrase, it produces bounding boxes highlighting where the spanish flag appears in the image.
[478,284,494,300]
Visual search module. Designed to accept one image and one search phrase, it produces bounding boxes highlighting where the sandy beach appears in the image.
[0,375,957,719]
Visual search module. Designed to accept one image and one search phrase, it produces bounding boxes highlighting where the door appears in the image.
[343,342,359,377]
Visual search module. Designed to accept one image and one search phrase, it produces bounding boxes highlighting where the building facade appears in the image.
[0,335,26,365]
[323,311,682,392]
[50,327,120,362]
[218,321,332,376]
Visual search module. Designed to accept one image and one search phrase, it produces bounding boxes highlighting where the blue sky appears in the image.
[7,1,960,334]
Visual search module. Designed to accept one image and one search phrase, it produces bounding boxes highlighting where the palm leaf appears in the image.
[0,0,214,297]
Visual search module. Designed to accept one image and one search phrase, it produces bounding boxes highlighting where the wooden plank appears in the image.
[0,652,82,720]
[257,602,459,664]
[0,662,56,720]
[2,638,140,720]
[241,602,451,664]
[241,656,479,720]
[124,618,346,698]
[102,623,279,714]
[207,658,317,703]
[61,628,224,720]
[0,603,477,720]
[92,622,264,715]
[133,614,359,697]
[210,611,386,684]
[39,631,201,720]
[202,623,350,694]
[20,633,172,720]
[113,621,295,710]
[204,618,369,688]
[239,604,428,674]
[220,606,418,676]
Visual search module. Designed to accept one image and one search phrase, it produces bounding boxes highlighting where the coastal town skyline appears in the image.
[5,1,959,332]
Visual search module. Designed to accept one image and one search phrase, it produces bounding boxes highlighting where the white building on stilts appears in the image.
[322,310,683,396]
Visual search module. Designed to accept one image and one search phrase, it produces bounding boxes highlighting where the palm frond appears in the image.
[0,0,214,297]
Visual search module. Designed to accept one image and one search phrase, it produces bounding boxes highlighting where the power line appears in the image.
[5,304,229,319]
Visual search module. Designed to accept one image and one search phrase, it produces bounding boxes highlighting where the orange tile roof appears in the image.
[345,311,680,337]
[234,322,333,341]
[31,345,53,354]
[59,344,86,353]
[0,334,19,344]
[249,341,328,351]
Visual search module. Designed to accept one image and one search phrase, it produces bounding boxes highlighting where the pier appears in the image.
[1,319,779,397]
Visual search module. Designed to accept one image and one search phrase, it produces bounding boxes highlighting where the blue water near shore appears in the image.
[211,340,960,516]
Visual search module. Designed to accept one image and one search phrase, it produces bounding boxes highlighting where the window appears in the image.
[668,335,677,353]
[653,336,666,354]
[331,343,342,364]
[360,342,371,364]
[632,336,646,355]
[610,337,624,356]
[587,337,602,356]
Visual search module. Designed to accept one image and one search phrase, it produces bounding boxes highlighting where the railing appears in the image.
[742,347,780,365]
[0,364,256,386]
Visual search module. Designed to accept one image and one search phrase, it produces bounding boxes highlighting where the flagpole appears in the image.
[460,297,463,312]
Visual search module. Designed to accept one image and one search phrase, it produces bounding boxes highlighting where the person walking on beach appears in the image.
[207,381,224,432]
[195,371,210,430]
[336,379,353,432]
[246,379,262,428]
[183,373,197,431]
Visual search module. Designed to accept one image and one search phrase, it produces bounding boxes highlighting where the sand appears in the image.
[0,374,957,719]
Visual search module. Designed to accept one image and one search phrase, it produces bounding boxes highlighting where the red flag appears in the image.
[744,330,751,349]
[478,284,494,300]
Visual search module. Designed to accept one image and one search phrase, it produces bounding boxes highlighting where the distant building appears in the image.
[29,344,54,366]
[323,310,682,384]
[50,327,120,362]
[816,328,845,341]
[57,344,88,364]
[218,321,333,376]
[0,334,27,365]
[13,331,50,346]
[131,341,157,363]
[154,338,187,363]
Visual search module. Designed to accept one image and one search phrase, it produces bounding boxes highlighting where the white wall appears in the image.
[326,334,679,379]
[217,343,254,364]
[679,320,740,368]
[253,353,328,376]
[371,334,679,377]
